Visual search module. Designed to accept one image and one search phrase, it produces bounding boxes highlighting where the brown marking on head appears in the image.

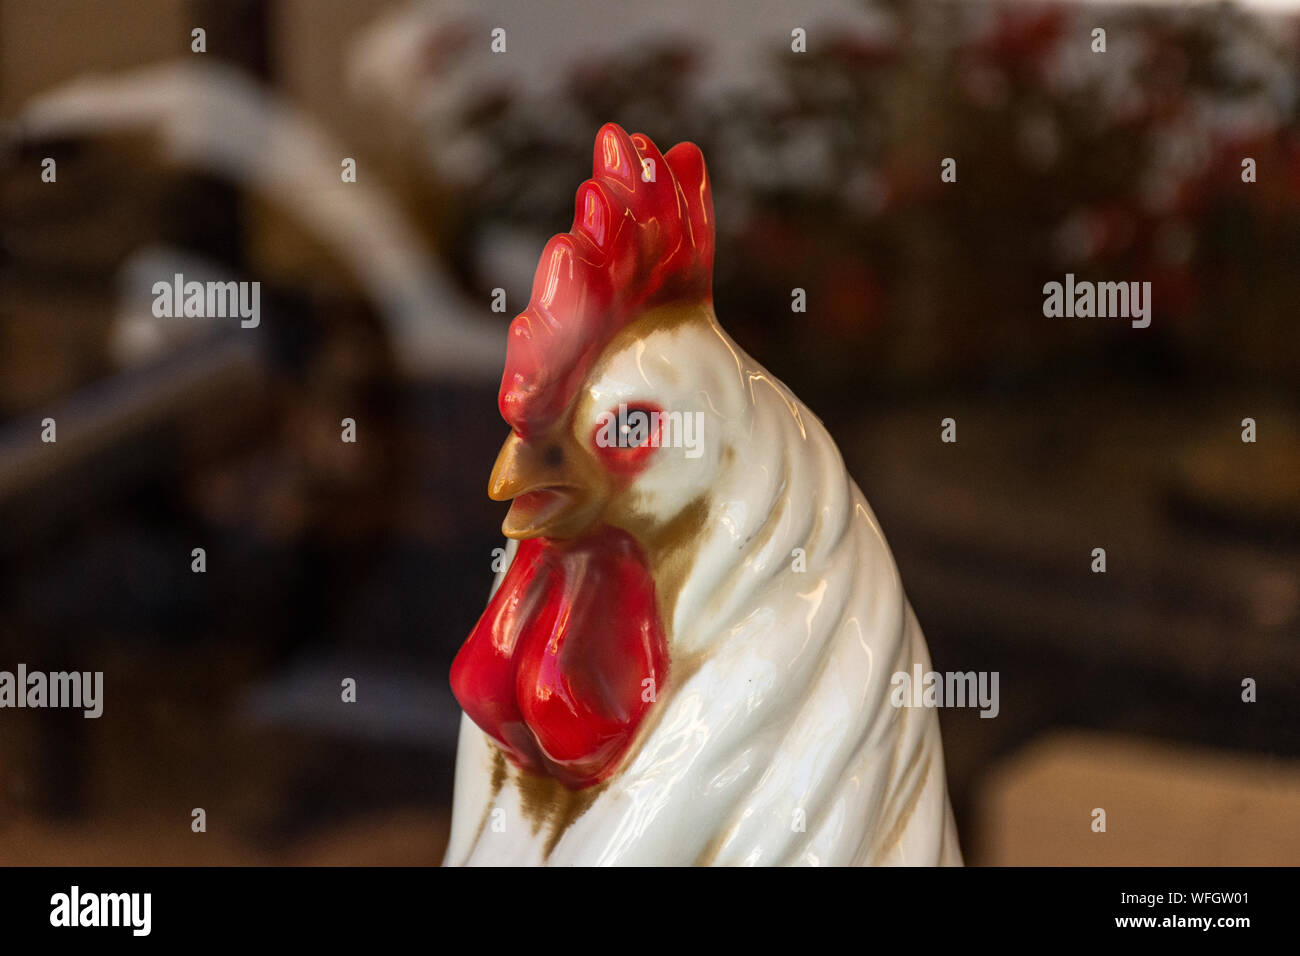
[510,765,605,857]
[490,746,507,793]
[468,746,511,848]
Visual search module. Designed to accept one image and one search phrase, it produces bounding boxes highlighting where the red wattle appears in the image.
[450,526,668,789]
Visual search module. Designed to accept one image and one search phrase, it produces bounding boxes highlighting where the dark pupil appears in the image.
[619,408,649,447]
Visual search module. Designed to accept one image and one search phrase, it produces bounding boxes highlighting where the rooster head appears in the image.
[451,124,724,789]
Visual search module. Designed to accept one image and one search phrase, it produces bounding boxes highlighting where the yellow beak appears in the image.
[489,431,605,539]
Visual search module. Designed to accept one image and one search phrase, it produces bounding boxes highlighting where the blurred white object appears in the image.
[110,247,226,368]
[19,61,502,381]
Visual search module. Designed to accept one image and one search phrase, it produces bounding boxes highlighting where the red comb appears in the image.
[498,123,715,437]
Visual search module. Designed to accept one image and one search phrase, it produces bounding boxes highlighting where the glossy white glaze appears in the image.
[444,306,962,866]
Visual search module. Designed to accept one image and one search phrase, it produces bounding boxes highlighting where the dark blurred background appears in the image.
[1,0,1297,865]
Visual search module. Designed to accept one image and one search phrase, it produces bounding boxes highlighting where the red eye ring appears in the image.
[591,402,662,476]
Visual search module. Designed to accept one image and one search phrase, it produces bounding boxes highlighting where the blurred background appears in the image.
[1,0,1298,865]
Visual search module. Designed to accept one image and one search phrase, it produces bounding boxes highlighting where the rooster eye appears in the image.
[614,405,655,446]
[591,402,662,475]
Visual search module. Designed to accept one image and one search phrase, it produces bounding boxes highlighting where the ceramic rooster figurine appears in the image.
[444,124,961,866]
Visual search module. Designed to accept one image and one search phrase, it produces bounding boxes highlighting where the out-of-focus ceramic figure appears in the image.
[444,124,961,866]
